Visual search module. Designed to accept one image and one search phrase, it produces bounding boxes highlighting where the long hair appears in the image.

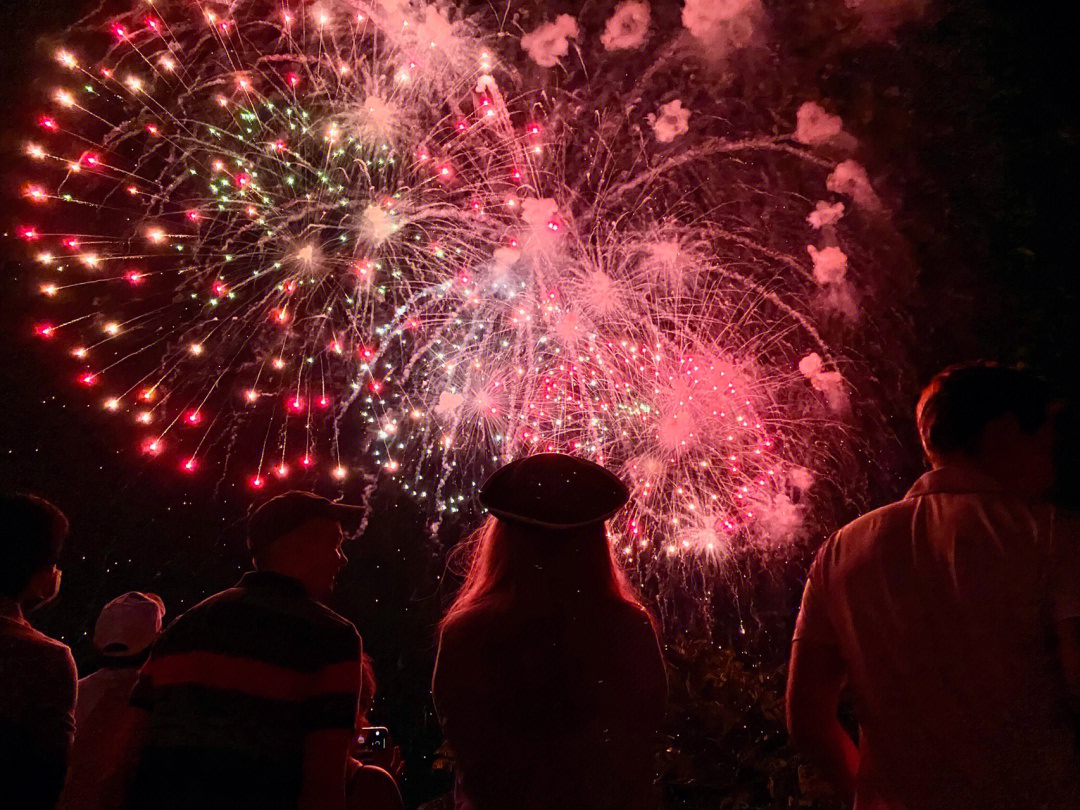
[440,515,650,632]
[358,652,377,716]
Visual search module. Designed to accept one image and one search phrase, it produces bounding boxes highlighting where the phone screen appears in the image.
[356,726,388,750]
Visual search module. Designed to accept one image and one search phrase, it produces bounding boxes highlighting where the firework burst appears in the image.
[17,0,912,625]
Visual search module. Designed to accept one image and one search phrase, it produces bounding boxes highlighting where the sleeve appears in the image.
[31,644,78,809]
[129,633,173,711]
[1050,512,1080,622]
[303,625,362,732]
[128,665,155,711]
[792,539,839,645]
[38,645,78,750]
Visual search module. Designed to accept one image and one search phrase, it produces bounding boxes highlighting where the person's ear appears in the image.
[976,413,1019,458]
[21,565,61,608]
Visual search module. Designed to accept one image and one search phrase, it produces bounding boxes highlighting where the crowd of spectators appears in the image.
[2,361,1078,809]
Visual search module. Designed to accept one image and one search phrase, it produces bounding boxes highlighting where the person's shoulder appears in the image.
[1,620,68,678]
[295,599,361,654]
[609,599,657,631]
[822,497,917,558]
[43,636,77,681]
[23,630,77,694]
[17,624,76,668]
[155,587,231,632]
[437,605,503,654]
[800,501,914,583]
[437,609,481,643]
[150,586,244,649]
[839,497,915,537]
[78,666,108,689]
[607,600,661,649]
[172,585,241,618]
[27,623,69,650]
[203,581,357,639]
[46,635,76,669]
[300,596,358,633]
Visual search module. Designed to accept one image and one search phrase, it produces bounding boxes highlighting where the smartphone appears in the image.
[356,726,389,751]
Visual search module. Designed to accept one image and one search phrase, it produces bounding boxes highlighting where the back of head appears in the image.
[247,490,364,562]
[440,516,645,632]
[441,453,649,632]
[0,493,68,600]
[916,361,1052,465]
[94,591,165,659]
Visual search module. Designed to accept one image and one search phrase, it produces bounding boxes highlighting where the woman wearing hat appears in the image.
[433,454,667,810]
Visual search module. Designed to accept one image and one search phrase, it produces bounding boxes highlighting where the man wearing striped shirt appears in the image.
[120,492,366,810]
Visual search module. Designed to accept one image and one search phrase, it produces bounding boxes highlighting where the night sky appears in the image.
[2,1,1079,805]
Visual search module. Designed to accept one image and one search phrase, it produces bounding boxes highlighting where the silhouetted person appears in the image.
[787,362,1080,809]
[346,654,404,810]
[433,454,667,810]
[1050,398,1080,734]
[0,493,76,810]
[58,592,165,810]
[117,491,366,810]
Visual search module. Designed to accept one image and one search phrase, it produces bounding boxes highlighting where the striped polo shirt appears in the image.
[126,571,362,810]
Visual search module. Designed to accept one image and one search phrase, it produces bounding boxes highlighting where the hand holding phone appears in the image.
[353,727,403,782]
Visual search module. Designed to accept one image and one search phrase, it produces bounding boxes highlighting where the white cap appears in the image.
[93,592,165,656]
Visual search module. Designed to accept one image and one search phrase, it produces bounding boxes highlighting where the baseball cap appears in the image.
[479,453,629,529]
[94,592,165,656]
[247,491,366,555]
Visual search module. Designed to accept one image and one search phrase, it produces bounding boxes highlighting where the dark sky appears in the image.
[2,0,1079,804]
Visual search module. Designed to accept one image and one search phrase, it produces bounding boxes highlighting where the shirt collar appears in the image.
[238,570,309,598]
[904,464,1008,499]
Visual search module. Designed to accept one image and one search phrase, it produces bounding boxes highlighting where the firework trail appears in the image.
[17,0,913,625]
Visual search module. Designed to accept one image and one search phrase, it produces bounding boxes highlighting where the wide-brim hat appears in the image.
[479,453,629,529]
[247,491,366,555]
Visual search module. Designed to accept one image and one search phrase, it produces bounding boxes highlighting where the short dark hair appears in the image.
[916,362,1052,461]
[0,493,69,599]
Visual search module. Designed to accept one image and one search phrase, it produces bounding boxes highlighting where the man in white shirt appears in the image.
[787,362,1080,809]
